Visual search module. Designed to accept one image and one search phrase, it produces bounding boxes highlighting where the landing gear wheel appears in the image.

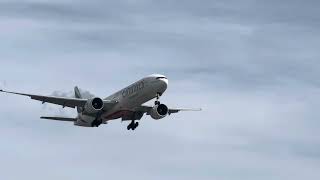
[127,121,139,131]
[133,122,139,130]
[127,122,132,130]
[92,119,102,127]
[127,121,134,130]
[135,122,139,127]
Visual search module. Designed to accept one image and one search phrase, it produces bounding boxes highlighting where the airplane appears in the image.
[0,74,201,130]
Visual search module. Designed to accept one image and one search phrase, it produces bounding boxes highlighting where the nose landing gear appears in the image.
[155,92,162,105]
[127,120,139,131]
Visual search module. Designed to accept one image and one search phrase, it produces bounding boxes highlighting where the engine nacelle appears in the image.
[83,97,104,114]
[150,104,169,120]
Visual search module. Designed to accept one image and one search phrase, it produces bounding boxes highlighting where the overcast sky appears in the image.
[0,0,319,179]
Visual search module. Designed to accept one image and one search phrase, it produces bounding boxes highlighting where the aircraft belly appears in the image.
[74,114,95,127]
[101,78,166,121]
[101,91,154,121]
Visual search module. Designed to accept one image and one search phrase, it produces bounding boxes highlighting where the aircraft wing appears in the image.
[137,105,202,115]
[166,108,202,114]
[0,89,116,108]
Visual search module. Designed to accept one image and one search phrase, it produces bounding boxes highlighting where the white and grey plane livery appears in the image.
[0,74,201,130]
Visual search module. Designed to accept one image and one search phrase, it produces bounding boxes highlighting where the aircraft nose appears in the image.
[159,78,168,91]
[162,78,168,85]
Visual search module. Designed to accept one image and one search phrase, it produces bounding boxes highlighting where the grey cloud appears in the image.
[0,1,139,24]
[1,0,320,27]
[0,80,7,89]
[0,1,106,23]
[1,0,320,90]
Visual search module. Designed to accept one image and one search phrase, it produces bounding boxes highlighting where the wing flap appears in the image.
[31,95,87,108]
[40,116,77,122]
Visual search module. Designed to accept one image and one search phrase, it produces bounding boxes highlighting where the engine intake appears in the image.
[150,104,169,120]
[84,97,104,114]
[92,98,103,109]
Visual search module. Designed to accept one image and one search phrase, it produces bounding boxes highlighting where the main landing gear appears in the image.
[127,120,139,131]
[92,119,102,127]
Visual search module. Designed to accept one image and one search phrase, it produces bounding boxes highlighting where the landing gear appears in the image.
[92,119,102,127]
[155,93,161,105]
[127,120,139,131]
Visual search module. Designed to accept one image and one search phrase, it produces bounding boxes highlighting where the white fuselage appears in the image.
[75,74,168,126]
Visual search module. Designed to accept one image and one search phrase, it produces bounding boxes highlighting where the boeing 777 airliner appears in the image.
[0,74,201,130]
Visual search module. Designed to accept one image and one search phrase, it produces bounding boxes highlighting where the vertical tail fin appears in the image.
[74,86,82,99]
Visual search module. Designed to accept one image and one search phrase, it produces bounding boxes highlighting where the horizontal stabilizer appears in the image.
[40,116,77,122]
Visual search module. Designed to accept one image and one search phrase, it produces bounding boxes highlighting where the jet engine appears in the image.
[150,104,169,120]
[83,97,104,114]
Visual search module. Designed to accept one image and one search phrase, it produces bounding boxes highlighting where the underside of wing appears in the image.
[136,105,202,115]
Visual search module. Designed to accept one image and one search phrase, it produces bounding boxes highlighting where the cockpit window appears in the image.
[156,77,167,80]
